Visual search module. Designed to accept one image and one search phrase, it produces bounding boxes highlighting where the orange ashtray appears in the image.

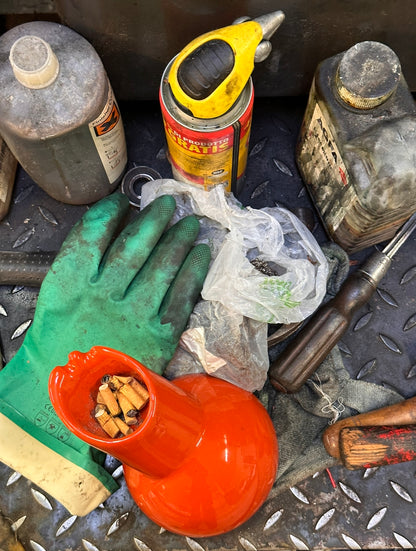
[49,346,278,537]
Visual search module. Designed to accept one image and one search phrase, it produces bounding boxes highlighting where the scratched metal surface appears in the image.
[0,98,415,551]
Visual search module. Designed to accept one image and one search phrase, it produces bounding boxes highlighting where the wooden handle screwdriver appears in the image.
[337,425,416,469]
[323,395,416,462]
[268,212,416,393]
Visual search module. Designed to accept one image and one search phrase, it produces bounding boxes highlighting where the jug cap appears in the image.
[335,41,401,109]
[9,35,59,89]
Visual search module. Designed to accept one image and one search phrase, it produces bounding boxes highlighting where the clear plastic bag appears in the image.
[141,179,328,324]
[164,299,269,392]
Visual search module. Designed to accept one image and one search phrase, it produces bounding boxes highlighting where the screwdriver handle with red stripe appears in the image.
[337,424,416,469]
[322,395,416,469]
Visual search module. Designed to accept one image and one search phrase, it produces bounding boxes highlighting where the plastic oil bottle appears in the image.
[0,21,127,205]
[297,41,416,252]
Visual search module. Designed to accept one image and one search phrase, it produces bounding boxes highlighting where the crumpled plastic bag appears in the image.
[141,179,328,324]
[164,299,269,392]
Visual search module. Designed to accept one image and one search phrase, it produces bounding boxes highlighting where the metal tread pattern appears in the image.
[0,98,415,550]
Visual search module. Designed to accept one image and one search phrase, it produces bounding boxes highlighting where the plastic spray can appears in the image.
[297,41,416,253]
[0,21,127,205]
[159,11,285,195]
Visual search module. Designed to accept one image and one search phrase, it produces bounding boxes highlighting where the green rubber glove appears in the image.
[0,192,211,515]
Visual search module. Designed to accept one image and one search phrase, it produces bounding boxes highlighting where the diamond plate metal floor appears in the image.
[0,98,415,550]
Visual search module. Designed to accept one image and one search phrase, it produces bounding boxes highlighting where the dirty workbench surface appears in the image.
[0,98,415,550]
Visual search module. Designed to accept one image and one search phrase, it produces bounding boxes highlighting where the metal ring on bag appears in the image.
[120,166,162,207]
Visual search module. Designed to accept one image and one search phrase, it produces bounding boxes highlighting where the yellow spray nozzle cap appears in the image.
[168,20,263,119]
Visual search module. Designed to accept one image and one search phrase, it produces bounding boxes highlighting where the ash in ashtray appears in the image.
[250,258,279,276]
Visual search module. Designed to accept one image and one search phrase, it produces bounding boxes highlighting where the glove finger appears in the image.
[160,243,211,340]
[50,193,130,282]
[127,215,201,308]
[97,194,176,294]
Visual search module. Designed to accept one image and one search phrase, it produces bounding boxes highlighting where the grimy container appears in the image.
[0,21,127,205]
[159,12,285,196]
[297,41,416,253]
[160,59,254,195]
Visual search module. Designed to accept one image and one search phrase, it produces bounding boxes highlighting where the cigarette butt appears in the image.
[96,391,106,405]
[108,375,124,391]
[130,378,149,401]
[119,382,147,410]
[114,375,149,400]
[94,374,149,438]
[99,383,121,416]
[94,404,107,416]
[102,418,120,438]
[117,376,133,385]
[95,406,120,438]
[94,405,112,424]
[117,392,138,424]
[114,416,133,436]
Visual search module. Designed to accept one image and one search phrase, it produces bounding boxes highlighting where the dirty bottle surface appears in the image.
[0,136,17,220]
[297,41,416,253]
[0,21,127,205]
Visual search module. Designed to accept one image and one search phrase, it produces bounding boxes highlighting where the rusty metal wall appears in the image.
[2,1,416,101]
[52,0,416,100]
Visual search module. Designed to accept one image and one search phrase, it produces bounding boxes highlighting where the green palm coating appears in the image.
[0,193,210,487]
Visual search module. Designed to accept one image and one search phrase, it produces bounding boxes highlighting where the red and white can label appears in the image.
[160,87,254,192]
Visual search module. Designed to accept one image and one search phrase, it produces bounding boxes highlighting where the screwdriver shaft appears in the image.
[382,211,416,258]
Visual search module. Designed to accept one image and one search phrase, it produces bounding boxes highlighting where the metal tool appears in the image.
[322,395,416,468]
[0,508,25,551]
[267,322,302,347]
[0,250,56,286]
[269,211,416,393]
[120,165,162,207]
